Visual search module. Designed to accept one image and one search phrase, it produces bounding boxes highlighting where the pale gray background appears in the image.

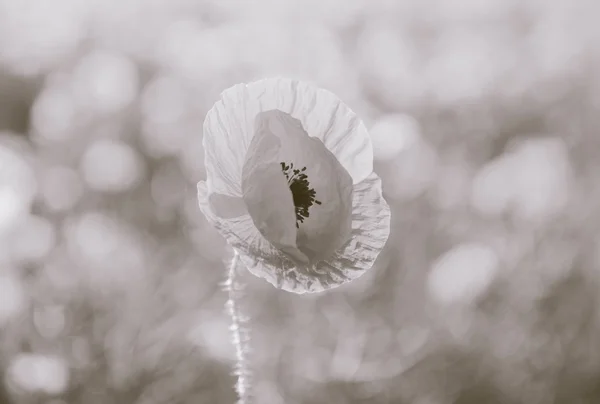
[0,0,599,403]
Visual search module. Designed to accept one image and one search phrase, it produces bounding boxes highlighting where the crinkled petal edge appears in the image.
[199,170,390,294]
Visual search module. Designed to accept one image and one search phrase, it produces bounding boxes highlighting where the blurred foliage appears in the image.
[0,0,600,403]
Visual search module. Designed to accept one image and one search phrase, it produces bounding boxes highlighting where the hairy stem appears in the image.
[224,251,253,404]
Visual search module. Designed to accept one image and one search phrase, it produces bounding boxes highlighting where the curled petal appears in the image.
[314,172,391,290]
[273,172,391,293]
[203,83,256,197]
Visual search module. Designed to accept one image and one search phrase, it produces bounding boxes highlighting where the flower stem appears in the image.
[224,251,253,404]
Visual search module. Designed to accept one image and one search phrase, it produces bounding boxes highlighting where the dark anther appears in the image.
[280,162,320,228]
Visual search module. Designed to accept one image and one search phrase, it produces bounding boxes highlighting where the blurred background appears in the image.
[0,0,600,403]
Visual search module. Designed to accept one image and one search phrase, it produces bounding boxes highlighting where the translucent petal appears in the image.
[202,78,373,199]
[246,78,373,184]
[250,109,353,263]
[208,192,248,219]
[200,78,384,293]
[198,180,293,271]
[241,120,309,264]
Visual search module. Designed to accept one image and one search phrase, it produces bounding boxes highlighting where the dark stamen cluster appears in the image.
[280,162,321,228]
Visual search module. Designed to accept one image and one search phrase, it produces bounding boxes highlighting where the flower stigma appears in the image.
[280,162,321,228]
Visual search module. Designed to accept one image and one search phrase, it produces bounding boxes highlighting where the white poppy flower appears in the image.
[197,78,390,293]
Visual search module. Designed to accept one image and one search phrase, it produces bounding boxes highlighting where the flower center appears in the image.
[280,162,321,228]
